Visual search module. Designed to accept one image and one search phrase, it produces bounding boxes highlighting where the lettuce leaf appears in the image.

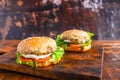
[56,34,68,48]
[87,32,94,39]
[16,52,34,67]
[16,52,22,64]
[82,32,94,49]
[22,61,34,67]
[50,46,64,64]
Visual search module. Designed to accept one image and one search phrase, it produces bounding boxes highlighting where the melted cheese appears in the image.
[22,53,51,60]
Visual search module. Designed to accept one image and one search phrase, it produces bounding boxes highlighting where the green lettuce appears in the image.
[16,52,34,67]
[16,52,22,64]
[82,32,94,49]
[56,34,68,48]
[50,46,64,64]
[87,32,94,38]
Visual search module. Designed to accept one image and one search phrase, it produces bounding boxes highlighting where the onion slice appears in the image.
[22,53,51,60]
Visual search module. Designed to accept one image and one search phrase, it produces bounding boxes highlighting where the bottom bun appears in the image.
[37,60,52,67]
[23,60,60,67]
[64,45,91,52]
[37,60,60,67]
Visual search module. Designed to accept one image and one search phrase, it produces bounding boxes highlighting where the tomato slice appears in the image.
[69,44,81,48]
[66,47,81,52]
[20,56,50,63]
[20,56,32,62]
[35,56,50,63]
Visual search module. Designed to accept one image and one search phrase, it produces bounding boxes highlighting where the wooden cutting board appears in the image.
[103,46,120,80]
[0,47,102,80]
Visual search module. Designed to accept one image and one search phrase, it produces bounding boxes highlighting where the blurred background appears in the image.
[0,0,119,40]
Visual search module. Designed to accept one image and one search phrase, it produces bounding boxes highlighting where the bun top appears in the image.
[60,30,89,43]
[17,37,57,55]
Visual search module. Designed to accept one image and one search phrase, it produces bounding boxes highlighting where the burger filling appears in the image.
[56,32,94,50]
[22,53,51,60]
[16,46,64,67]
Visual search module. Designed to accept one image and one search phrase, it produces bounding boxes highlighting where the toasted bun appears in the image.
[37,60,52,67]
[60,30,89,43]
[34,59,60,67]
[64,44,91,52]
[17,37,57,55]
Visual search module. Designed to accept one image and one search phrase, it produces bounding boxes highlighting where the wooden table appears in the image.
[92,40,120,80]
[0,40,120,80]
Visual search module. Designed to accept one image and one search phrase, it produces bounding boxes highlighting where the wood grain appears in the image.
[0,69,51,80]
[0,41,102,80]
[2,40,120,80]
[103,46,120,80]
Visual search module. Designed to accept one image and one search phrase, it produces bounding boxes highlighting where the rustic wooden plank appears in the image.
[0,40,120,80]
[0,69,50,80]
[0,45,102,80]
[102,68,111,80]
[0,40,20,53]
[92,40,120,47]
[0,46,16,53]
[103,47,120,80]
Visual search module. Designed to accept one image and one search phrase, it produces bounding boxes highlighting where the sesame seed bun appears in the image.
[60,30,89,43]
[17,37,57,55]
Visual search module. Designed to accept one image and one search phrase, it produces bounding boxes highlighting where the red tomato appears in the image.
[69,44,81,48]
[20,56,32,62]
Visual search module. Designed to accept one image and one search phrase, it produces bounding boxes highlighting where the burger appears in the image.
[16,37,64,67]
[56,30,94,52]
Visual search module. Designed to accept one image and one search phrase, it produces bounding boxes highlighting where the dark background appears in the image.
[0,0,120,40]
